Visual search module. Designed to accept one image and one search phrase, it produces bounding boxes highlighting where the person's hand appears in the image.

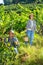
[14,41,19,45]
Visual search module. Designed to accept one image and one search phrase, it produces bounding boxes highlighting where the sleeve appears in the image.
[13,37,20,46]
[26,20,31,30]
[14,37,18,42]
[34,21,36,31]
[4,38,8,43]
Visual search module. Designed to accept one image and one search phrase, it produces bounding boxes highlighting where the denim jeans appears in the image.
[14,47,18,54]
[27,30,34,45]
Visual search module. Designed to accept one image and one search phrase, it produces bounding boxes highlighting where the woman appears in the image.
[26,13,36,45]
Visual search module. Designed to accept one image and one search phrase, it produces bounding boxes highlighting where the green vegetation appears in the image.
[0,41,43,65]
[0,4,43,34]
[4,0,43,4]
[0,4,43,65]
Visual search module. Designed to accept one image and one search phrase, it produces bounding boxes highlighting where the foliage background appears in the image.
[0,2,43,65]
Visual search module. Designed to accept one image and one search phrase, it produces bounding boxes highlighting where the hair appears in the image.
[29,13,34,19]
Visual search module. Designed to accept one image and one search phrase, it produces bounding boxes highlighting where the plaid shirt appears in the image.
[26,20,36,31]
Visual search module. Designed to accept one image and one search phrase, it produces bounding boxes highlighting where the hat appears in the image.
[10,30,14,34]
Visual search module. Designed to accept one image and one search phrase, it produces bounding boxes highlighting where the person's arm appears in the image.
[26,21,29,29]
[4,38,8,47]
[13,37,19,46]
[34,21,37,31]
[26,20,31,30]
[4,38,8,43]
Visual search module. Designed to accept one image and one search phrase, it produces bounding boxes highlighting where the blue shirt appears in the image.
[4,37,19,48]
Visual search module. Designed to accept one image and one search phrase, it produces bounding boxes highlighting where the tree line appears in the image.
[4,0,43,5]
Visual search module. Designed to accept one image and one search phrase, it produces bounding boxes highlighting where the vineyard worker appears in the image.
[4,30,19,54]
[26,13,36,45]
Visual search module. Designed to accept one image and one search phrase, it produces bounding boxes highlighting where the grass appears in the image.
[0,39,43,65]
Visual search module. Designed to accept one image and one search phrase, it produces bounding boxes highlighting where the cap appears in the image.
[10,30,14,34]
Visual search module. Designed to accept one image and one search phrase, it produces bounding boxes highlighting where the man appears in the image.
[26,13,36,45]
[4,30,19,54]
